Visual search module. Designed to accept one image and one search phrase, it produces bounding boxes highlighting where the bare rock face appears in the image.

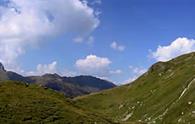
[0,63,6,72]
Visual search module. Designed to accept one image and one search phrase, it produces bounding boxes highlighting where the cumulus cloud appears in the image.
[151,37,195,61]
[75,55,111,77]
[110,69,122,74]
[27,61,57,76]
[110,41,125,51]
[91,0,102,5]
[87,36,95,44]
[129,66,147,75]
[63,69,77,77]
[73,35,94,44]
[0,0,99,70]
[75,54,122,78]
[25,61,78,76]
[123,66,147,84]
[73,37,84,43]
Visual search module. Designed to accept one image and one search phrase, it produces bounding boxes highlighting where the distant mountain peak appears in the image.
[42,73,61,78]
[0,63,6,72]
[0,63,115,98]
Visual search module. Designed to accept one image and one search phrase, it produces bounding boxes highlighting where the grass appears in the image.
[2,52,195,124]
[75,52,195,124]
[0,81,113,124]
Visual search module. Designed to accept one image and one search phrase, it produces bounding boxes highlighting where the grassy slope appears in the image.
[0,81,113,124]
[75,52,195,124]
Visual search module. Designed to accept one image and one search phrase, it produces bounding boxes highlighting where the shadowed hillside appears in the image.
[0,64,115,98]
[0,81,114,124]
[27,74,115,98]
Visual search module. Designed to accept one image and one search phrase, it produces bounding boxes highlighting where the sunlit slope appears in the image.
[75,52,195,124]
[0,81,113,124]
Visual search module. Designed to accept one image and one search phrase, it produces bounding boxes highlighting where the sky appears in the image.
[0,0,195,84]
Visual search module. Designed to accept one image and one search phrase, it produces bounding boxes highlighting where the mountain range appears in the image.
[0,63,116,98]
[1,52,195,123]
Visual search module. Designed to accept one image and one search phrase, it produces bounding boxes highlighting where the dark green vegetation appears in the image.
[0,81,113,124]
[75,52,195,124]
[0,64,115,98]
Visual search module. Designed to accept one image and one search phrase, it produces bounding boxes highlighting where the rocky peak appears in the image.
[42,73,61,79]
[0,63,6,72]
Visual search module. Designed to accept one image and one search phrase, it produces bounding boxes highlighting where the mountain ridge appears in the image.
[0,64,116,98]
[1,52,195,123]
[75,52,195,124]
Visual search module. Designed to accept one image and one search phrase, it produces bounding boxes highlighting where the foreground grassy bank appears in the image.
[0,81,113,124]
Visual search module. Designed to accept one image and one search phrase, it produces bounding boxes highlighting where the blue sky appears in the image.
[0,0,195,84]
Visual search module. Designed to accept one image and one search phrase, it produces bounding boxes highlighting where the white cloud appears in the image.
[75,54,123,79]
[0,0,99,71]
[87,36,95,44]
[122,66,147,84]
[110,41,125,51]
[73,37,84,43]
[63,69,77,77]
[37,61,57,75]
[27,61,57,76]
[25,61,78,77]
[110,69,122,74]
[75,55,111,77]
[129,66,147,76]
[151,37,195,61]
[73,35,94,44]
[91,0,102,5]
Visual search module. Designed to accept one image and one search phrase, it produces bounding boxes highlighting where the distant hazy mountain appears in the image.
[0,64,115,98]
[27,74,115,97]
[0,64,27,82]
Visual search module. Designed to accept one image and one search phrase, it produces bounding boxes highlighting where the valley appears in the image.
[1,52,195,123]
